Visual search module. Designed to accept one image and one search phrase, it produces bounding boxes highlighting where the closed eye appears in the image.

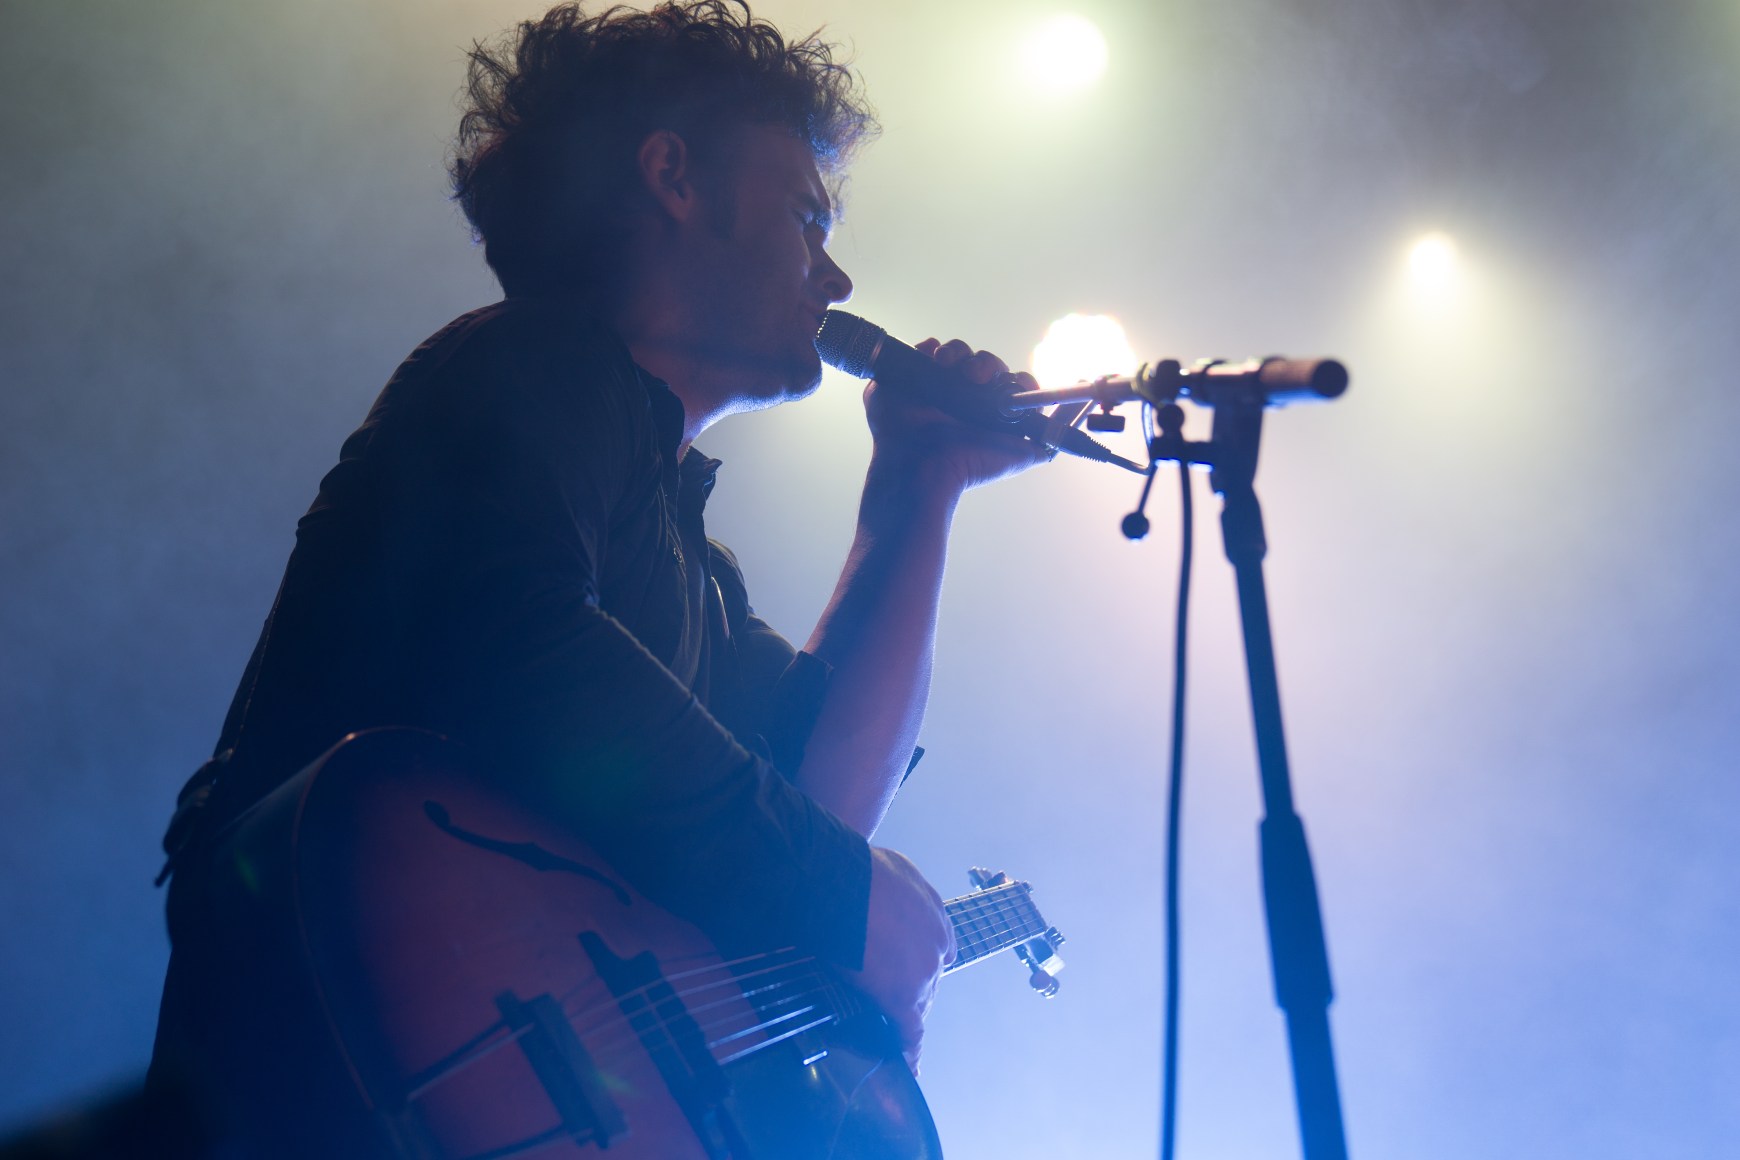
[796,197,835,239]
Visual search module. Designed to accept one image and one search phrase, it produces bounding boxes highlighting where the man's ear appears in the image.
[636,129,699,225]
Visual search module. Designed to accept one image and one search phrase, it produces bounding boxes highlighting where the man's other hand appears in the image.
[864,339,1054,496]
[843,846,956,1074]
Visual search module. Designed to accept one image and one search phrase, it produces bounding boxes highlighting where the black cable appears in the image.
[1159,453,1194,1160]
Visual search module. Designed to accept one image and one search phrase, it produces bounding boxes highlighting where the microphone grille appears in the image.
[815,311,884,379]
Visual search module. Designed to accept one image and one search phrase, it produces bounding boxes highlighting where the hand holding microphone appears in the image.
[817,310,1346,479]
[815,311,1133,475]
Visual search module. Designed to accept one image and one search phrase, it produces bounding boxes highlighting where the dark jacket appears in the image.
[172,297,871,965]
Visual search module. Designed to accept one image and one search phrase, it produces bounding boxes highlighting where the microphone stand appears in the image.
[1003,354,1352,1158]
[1147,387,1349,1160]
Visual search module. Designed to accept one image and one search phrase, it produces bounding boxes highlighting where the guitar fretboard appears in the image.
[942,881,1047,972]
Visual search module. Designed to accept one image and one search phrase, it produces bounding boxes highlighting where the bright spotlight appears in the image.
[1019,14,1109,94]
[1409,232,1459,287]
[1031,313,1137,388]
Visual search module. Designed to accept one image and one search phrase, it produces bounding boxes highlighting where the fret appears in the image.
[942,882,1047,973]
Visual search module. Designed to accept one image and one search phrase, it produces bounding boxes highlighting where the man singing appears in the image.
[149,1,1048,1153]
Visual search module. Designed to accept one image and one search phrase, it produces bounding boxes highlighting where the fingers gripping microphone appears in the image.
[815,311,1130,466]
[815,312,1025,430]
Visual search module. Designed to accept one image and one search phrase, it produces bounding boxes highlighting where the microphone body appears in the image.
[814,311,1032,432]
[815,310,1135,468]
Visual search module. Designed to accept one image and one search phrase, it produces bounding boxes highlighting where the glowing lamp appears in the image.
[1019,14,1109,94]
[1408,233,1459,286]
[1031,313,1137,388]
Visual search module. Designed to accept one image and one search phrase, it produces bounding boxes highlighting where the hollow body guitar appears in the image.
[203,729,1063,1159]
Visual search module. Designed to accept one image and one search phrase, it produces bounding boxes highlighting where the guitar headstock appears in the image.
[968,867,1066,997]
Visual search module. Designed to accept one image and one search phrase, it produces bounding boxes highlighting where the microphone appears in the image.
[815,311,1131,467]
[999,358,1349,411]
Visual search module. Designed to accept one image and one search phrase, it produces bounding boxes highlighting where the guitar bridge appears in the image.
[580,931,747,1160]
[494,990,627,1149]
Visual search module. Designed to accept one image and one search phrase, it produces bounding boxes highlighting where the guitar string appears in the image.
[417,886,1042,1099]
[574,901,1043,1077]
[403,887,1045,1108]
[573,967,844,1063]
[547,890,1045,1075]
[557,885,1040,1046]
[404,927,1036,1132]
[528,888,1040,1069]
[401,958,832,1105]
[410,897,1044,1133]
[401,889,1045,1103]
[399,888,1056,1160]
[403,949,849,1103]
[547,885,1038,1038]
[564,963,853,1069]
[579,963,848,1074]
[400,948,820,1100]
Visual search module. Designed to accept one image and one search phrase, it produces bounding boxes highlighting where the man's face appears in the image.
[686,125,854,403]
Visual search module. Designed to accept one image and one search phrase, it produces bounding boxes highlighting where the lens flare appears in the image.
[1031,313,1137,388]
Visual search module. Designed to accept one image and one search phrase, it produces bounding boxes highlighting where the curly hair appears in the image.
[449,1,877,299]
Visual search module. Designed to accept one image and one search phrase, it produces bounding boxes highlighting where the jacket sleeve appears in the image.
[705,540,834,781]
[710,540,925,789]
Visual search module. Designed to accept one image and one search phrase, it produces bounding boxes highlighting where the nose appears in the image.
[817,249,853,305]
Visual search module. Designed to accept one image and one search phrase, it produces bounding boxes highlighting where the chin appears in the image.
[776,348,825,401]
[732,354,821,415]
[790,358,825,399]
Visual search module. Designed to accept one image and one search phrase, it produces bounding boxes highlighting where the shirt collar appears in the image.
[632,362,721,504]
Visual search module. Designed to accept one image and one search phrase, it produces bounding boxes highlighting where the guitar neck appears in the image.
[941,881,1049,973]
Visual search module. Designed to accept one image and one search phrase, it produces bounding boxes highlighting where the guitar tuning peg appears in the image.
[1016,928,1065,998]
[1028,963,1061,998]
[968,867,1008,889]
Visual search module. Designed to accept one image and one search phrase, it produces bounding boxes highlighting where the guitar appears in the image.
[193,728,1063,1159]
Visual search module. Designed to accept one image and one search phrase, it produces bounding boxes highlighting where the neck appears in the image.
[612,300,751,448]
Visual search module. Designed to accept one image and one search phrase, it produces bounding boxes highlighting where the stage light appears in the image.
[1408,232,1459,288]
[1019,14,1109,94]
[1031,312,1137,387]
